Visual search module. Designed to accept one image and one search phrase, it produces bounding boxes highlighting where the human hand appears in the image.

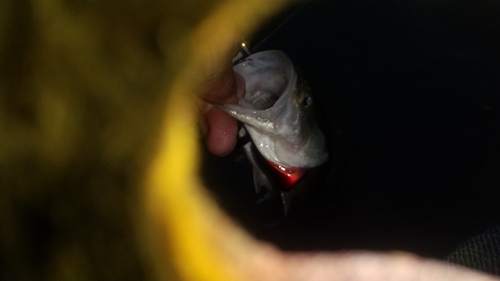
[199,53,244,156]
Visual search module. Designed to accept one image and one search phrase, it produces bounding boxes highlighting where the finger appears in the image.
[202,105,238,156]
[203,66,244,105]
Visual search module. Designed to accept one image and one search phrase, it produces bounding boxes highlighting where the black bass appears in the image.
[222,50,329,214]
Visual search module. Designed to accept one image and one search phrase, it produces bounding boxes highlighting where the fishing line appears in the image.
[252,0,313,51]
[233,0,311,62]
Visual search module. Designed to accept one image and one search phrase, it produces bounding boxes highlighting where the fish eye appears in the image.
[302,96,313,107]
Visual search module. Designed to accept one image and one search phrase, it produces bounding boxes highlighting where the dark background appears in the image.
[201,0,500,259]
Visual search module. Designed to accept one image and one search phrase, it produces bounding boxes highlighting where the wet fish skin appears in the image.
[223,51,328,168]
[222,50,329,214]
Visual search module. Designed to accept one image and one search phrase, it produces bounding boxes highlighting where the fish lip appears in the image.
[221,50,297,116]
[219,71,299,142]
[222,50,328,168]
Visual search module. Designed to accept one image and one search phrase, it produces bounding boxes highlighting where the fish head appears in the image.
[223,50,328,170]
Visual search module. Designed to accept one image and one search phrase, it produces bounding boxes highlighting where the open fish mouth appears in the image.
[221,50,329,214]
[222,50,328,170]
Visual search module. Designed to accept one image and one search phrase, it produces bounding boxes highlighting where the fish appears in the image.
[222,50,329,215]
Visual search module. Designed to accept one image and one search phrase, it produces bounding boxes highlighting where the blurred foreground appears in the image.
[1,1,499,280]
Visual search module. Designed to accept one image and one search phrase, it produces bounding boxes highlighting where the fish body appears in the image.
[222,50,329,214]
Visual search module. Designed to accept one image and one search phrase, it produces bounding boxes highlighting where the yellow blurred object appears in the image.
[145,0,287,280]
[3,1,496,280]
[0,0,287,279]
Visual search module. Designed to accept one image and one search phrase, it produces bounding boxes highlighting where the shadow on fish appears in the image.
[222,47,330,216]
